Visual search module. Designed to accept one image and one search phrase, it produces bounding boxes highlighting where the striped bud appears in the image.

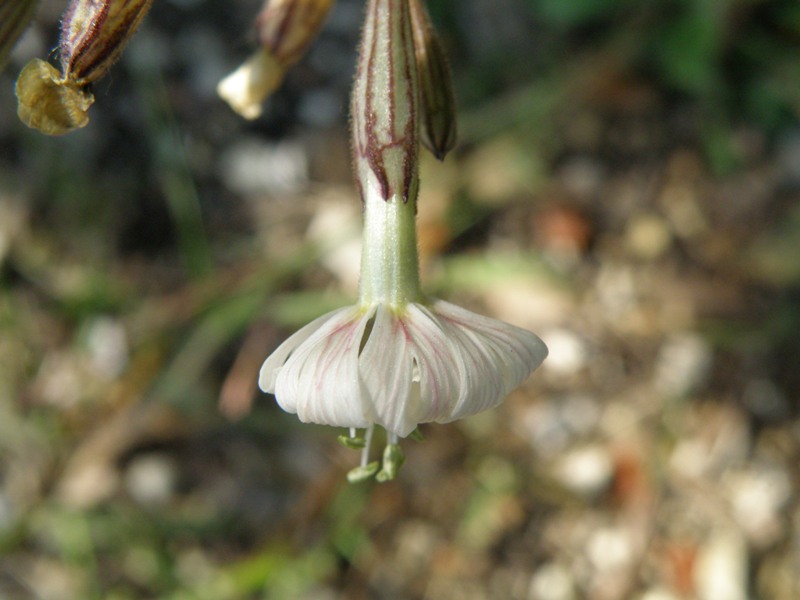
[218,0,334,119]
[351,0,419,204]
[15,0,152,135]
[409,0,457,160]
[0,0,38,71]
[59,0,153,85]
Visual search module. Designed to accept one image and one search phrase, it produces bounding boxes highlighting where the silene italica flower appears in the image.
[259,0,547,482]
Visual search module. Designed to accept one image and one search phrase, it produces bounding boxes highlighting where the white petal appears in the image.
[402,303,463,422]
[288,309,375,427]
[275,305,375,428]
[431,299,548,420]
[359,305,414,436]
[434,311,507,417]
[258,306,352,394]
[361,304,462,437]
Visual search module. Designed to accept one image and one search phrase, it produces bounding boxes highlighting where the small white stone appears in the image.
[542,329,588,376]
[529,562,576,600]
[654,332,713,397]
[554,445,613,498]
[125,454,178,507]
[587,527,633,571]
[728,466,791,547]
[626,213,672,260]
[694,529,748,600]
[85,316,129,379]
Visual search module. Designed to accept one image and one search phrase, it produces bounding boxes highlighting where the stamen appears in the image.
[361,424,375,468]
[376,440,405,482]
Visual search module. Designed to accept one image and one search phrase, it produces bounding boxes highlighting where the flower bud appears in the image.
[351,0,419,204]
[0,0,38,71]
[218,0,334,119]
[409,0,457,160]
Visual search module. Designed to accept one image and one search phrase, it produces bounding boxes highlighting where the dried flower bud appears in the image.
[0,0,38,70]
[16,0,152,135]
[60,0,153,85]
[409,0,457,160]
[218,0,334,119]
[351,0,419,204]
[15,58,93,135]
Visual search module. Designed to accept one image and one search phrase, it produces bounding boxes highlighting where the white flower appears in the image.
[257,0,549,482]
[259,299,548,438]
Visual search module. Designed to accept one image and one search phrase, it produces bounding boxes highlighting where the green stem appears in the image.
[358,188,423,308]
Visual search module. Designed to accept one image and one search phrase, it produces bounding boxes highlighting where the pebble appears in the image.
[541,328,589,376]
[694,529,748,600]
[727,466,791,548]
[529,562,576,600]
[654,332,713,398]
[124,454,178,508]
[625,213,672,260]
[85,316,129,379]
[554,445,614,498]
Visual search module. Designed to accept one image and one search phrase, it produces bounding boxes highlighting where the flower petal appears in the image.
[258,306,352,394]
[275,305,376,428]
[361,303,462,436]
[402,303,463,422]
[260,305,375,428]
[431,299,548,420]
[359,304,416,436]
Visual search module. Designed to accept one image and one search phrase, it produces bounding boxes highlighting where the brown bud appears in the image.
[409,0,457,160]
[60,0,153,85]
[351,0,420,204]
[0,0,38,70]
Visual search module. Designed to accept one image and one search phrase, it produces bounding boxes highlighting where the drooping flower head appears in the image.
[16,0,153,135]
[217,0,335,119]
[260,0,547,482]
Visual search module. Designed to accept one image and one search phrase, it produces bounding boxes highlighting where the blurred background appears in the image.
[1,0,799,598]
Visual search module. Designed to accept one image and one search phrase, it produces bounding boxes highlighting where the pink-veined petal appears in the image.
[402,303,463,423]
[359,304,417,437]
[432,310,508,419]
[274,305,376,428]
[258,306,353,394]
[433,299,548,414]
[361,303,463,436]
